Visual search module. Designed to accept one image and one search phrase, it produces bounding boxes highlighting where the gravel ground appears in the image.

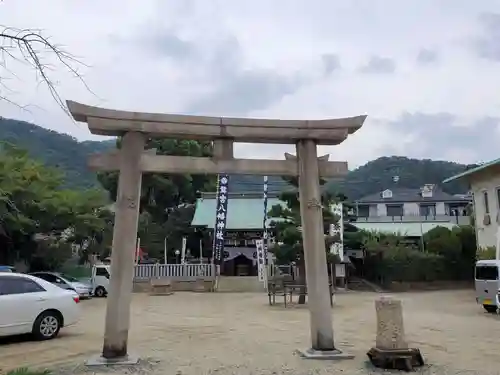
[1,290,499,375]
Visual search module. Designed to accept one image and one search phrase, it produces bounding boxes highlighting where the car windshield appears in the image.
[60,274,79,282]
[476,265,498,280]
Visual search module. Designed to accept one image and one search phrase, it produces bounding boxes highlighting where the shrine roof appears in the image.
[191,197,285,230]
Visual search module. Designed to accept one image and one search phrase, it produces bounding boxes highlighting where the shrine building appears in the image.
[191,192,281,276]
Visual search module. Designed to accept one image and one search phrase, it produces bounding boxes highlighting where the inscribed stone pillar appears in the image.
[296,139,335,351]
[102,131,145,359]
[375,297,408,350]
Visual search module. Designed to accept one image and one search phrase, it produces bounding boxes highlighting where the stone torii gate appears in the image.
[67,100,366,363]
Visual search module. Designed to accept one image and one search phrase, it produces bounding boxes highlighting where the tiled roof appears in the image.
[356,187,469,203]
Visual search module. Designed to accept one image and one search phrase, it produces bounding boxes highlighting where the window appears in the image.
[0,276,45,295]
[483,191,490,214]
[60,274,79,282]
[386,204,403,217]
[34,273,57,283]
[420,204,436,217]
[496,188,500,210]
[357,205,370,218]
[475,265,498,280]
[381,189,393,199]
[95,267,110,278]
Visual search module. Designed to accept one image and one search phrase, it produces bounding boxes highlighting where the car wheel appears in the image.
[95,286,106,297]
[483,304,497,313]
[33,311,61,340]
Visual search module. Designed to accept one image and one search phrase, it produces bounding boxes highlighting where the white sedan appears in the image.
[0,272,81,340]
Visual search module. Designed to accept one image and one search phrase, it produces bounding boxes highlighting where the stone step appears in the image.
[216,276,266,292]
[348,277,384,292]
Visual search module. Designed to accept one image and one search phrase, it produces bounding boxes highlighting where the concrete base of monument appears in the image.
[367,347,424,371]
[85,353,140,366]
[296,348,354,360]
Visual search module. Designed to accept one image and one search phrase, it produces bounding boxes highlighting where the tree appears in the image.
[98,139,216,258]
[268,177,341,304]
[0,143,110,268]
[0,25,89,113]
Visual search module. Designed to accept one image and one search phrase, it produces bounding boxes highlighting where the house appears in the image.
[443,159,500,249]
[355,184,471,225]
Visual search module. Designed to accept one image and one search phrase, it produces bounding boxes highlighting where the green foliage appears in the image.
[327,156,474,199]
[268,177,343,265]
[362,226,478,285]
[98,139,214,214]
[0,117,114,189]
[97,138,215,259]
[477,246,497,260]
[0,143,112,267]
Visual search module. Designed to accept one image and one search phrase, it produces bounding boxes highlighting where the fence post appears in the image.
[155,262,160,279]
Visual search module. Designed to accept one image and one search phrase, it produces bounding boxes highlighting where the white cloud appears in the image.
[0,0,499,168]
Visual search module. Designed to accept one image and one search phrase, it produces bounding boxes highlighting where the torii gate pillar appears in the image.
[101,132,144,362]
[296,140,353,359]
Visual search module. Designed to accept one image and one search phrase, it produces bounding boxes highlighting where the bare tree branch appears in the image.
[0,25,97,116]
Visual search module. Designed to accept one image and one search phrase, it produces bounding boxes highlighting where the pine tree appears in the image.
[268,177,343,304]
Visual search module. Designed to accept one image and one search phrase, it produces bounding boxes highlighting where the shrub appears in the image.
[477,246,497,260]
[361,225,478,285]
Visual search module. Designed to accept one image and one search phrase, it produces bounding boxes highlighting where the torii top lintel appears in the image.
[66,100,367,145]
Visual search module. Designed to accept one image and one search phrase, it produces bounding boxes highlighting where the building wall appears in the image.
[376,203,387,216]
[436,202,446,215]
[403,202,419,216]
[470,171,500,249]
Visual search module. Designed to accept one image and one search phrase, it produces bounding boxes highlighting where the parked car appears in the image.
[0,272,81,340]
[91,264,110,297]
[0,265,15,272]
[29,271,93,299]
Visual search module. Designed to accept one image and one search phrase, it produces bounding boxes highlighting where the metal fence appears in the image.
[134,263,215,281]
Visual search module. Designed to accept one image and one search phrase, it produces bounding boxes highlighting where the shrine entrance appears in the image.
[67,100,366,363]
[222,249,257,276]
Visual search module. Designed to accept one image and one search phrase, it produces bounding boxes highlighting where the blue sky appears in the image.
[0,0,499,167]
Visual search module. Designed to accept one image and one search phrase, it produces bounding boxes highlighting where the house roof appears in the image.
[352,221,458,236]
[443,158,500,183]
[356,187,469,204]
[191,196,285,230]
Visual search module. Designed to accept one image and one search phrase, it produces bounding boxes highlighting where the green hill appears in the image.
[0,118,475,198]
[0,117,114,189]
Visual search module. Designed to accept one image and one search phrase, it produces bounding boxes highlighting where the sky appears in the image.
[0,0,500,168]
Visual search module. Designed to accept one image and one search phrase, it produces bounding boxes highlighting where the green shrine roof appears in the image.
[191,196,285,230]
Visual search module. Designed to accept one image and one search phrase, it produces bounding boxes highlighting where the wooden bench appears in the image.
[149,278,174,296]
[268,282,334,307]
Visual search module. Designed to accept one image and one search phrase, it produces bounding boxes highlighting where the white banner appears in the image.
[329,203,344,260]
[255,239,266,282]
[181,237,187,264]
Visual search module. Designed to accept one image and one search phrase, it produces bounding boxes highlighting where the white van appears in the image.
[475,259,500,313]
[91,264,110,297]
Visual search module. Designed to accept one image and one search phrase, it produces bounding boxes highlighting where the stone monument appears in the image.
[367,296,424,371]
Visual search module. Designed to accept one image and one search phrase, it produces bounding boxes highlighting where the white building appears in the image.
[443,159,500,249]
[355,185,471,225]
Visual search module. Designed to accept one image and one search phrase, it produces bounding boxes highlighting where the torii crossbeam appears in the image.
[66,100,366,364]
